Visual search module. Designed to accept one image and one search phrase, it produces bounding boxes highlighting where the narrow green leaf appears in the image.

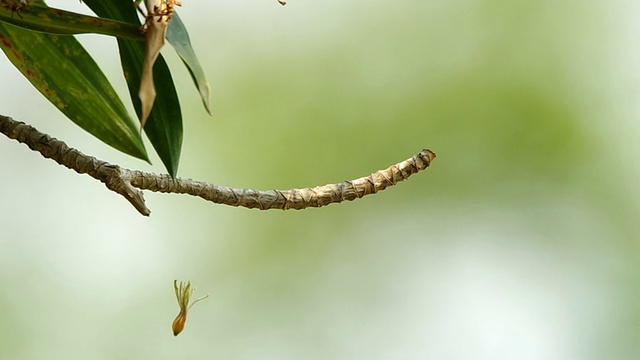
[0,22,148,160]
[118,40,182,178]
[0,3,144,40]
[82,0,182,178]
[167,13,212,115]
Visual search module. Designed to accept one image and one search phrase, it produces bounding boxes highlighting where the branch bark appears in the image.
[1,114,436,216]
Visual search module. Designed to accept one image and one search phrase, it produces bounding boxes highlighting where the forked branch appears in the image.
[0,114,436,216]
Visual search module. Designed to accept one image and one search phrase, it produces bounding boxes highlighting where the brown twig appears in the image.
[0,114,436,216]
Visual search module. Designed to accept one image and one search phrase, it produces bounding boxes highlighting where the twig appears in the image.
[0,114,436,216]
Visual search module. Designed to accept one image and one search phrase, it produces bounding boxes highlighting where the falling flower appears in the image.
[172,280,208,336]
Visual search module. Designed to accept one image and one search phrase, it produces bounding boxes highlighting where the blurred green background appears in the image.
[1,0,639,359]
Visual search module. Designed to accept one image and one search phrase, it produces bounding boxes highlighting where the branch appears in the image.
[0,114,436,216]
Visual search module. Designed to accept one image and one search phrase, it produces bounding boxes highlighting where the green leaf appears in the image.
[118,39,182,178]
[82,0,183,178]
[167,13,212,115]
[0,22,148,160]
[0,3,144,40]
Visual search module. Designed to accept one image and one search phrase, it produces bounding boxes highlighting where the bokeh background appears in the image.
[1,0,639,359]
